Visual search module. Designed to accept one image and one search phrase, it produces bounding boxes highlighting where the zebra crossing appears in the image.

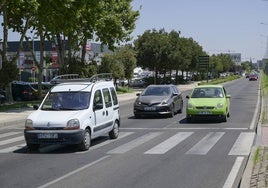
[0,130,255,156]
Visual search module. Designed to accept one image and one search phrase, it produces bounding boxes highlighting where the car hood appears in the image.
[27,110,83,127]
[137,95,170,104]
[189,98,226,106]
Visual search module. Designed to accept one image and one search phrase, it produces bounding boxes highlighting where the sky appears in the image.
[1,0,268,63]
[130,0,268,63]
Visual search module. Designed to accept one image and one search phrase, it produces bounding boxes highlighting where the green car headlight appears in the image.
[188,103,194,109]
[217,103,223,108]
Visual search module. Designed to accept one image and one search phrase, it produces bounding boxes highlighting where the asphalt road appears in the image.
[0,78,259,188]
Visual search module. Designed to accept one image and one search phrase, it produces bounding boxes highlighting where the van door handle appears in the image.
[106,111,108,116]
[102,111,105,116]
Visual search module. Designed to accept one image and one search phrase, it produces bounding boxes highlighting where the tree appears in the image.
[117,45,137,86]
[99,53,124,88]
[1,0,139,100]
[134,29,170,84]
[0,0,38,101]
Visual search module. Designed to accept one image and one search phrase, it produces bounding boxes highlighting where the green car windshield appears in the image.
[191,87,224,98]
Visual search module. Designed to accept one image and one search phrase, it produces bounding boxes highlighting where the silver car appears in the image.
[133,84,183,118]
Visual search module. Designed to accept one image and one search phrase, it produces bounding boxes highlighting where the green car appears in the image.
[186,85,231,122]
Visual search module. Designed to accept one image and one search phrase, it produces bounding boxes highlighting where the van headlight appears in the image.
[65,119,80,130]
[25,119,35,130]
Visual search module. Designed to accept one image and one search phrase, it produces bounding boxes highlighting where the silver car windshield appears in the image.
[41,92,91,110]
[142,87,171,96]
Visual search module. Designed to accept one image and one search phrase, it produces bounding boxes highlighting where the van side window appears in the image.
[93,90,103,110]
[102,88,112,108]
[110,87,118,105]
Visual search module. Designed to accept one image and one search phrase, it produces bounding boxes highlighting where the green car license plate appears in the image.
[198,111,212,115]
[37,133,58,139]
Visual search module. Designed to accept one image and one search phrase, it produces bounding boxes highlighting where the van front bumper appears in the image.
[24,129,84,145]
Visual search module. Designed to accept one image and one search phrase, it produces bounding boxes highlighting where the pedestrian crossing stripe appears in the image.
[144,132,193,154]
[186,132,225,155]
[0,132,21,139]
[0,131,256,156]
[228,132,255,156]
[107,132,162,154]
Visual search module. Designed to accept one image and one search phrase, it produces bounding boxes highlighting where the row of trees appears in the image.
[0,0,139,100]
[1,1,252,102]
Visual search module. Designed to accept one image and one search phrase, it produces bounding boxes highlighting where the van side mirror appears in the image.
[33,105,39,110]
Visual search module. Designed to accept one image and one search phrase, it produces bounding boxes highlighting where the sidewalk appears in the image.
[0,82,198,127]
[240,93,268,188]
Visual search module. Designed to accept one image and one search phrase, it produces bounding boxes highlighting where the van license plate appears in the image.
[37,133,58,139]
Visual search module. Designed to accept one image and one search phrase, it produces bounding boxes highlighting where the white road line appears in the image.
[77,132,134,154]
[222,157,244,188]
[186,132,225,155]
[107,132,162,154]
[228,132,255,156]
[0,144,26,153]
[144,132,193,154]
[0,132,21,139]
[38,155,110,188]
[121,127,248,130]
[250,83,260,130]
[0,136,24,146]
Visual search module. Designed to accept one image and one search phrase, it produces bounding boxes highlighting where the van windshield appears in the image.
[41,92,91,110]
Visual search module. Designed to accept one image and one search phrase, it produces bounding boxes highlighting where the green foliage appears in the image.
[198,75,241,85]
[0,61,19,88]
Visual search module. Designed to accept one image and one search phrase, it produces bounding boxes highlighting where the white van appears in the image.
[24,74,120,151]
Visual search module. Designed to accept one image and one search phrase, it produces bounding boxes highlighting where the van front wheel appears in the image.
[78,129,91,151]
[109,121,119,139]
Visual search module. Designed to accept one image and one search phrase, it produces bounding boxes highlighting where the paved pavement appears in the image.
[0,81,267,187]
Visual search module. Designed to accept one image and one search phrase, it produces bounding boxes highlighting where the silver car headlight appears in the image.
[217,103,224,108]
[65,119,80,130]
[136,100,142,105]
[161,100,168,105]
[25,119,34,130]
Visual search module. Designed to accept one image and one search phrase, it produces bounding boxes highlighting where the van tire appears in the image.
[109,120,119,139]
[78,129,91,151]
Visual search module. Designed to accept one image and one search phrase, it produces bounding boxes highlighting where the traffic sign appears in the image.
[31,66,36,72]
[199,56,209,69]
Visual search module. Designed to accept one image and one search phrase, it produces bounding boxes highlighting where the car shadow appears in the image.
[179,117,224,124]
[13,136,112,154]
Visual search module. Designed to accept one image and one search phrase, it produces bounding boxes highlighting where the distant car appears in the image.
[11,81,38,101]
[0,90,7,104]
[133,84,183,118]
[186,85,231,122]
[248,74,258,81]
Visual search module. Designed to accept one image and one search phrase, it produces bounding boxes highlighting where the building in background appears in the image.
[4,40,112,82]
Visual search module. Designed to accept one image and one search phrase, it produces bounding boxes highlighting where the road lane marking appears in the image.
[107,132,162,154]
[77,132,134,154]
[250,84,260,130]
[0,136,24,146]
[121,127,248,130]
[0,144,26,153]
[223,156,244,188]
[228,132,255,156]
[186,132,225,155]
[144,132,193,154]
[38,155,110,188]
[0,132,21,139]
